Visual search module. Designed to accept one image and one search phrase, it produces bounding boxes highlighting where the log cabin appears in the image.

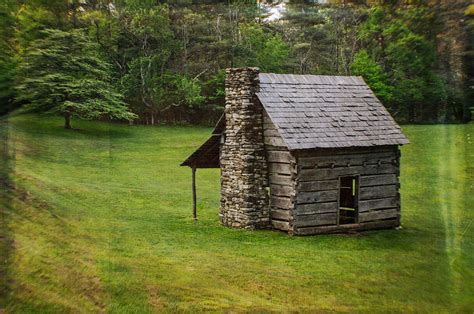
[181,67,409,235]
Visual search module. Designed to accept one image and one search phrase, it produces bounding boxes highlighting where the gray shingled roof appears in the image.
[257,73,409,150]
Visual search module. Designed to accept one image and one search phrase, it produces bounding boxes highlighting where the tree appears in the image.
[16,28,136,129]
[281,6,334,74]
[356,7,448,122]
[351,49,393,104]
[3,1,470,124]
[118,5,176,124]
[0,0,18,115]
[386,31,446,122]
[155,74,206,123]
[235,23,290,73]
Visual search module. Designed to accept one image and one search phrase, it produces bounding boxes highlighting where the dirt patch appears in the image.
[146,285,166,312]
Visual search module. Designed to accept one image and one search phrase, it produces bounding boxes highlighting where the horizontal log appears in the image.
[298,151,396,161]
[263,122,277,129]
[359,197,398,212]
[264,129,282,138]
[264,136,286,147]
[267,151,293,163]
[268,173,293,185]
[360,174,398,187]
[270,184,294,197]
[270,196,293,210]
[271,209,291,221]
[297,179,338,192]
[295,202,338,215]
[266,145,289,152]
[294,213,337,227]
[295,146,397,158]
[272,219,290,231]
[263,124,278,132]
[359,185,397,200]
[358,208,399,222]
[296,190,338,204]
[298,152,397,168]
[294,218,399,235]
[299,164,397,181]
[268,162,294,175]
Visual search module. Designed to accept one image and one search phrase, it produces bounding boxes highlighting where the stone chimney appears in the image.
[219,67,270,229]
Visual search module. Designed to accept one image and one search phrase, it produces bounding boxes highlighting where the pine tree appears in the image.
[0,0,17,115]
[16,28,136,129]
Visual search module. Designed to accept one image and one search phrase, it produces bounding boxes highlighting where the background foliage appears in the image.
[0,0,472,124]
[16,28,136,129]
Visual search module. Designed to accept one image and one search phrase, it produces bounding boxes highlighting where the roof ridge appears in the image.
[260,72,362,79]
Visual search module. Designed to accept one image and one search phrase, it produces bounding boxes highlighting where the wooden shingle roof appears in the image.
[257,73,409,150]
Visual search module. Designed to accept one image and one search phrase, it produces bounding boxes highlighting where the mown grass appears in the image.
[0,114,472,313]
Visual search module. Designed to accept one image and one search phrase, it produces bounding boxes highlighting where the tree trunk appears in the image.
[64,113,72,129]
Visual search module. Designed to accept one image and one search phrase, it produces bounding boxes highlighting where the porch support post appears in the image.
[192,165,197,221]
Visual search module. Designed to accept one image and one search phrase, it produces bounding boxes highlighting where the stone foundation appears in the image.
[219,67,270,229]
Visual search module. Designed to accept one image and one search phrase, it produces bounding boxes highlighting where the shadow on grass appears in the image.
[72,125,135,140]
[0,118,14,309]
[9,113,135,140]
[191,220,424,255]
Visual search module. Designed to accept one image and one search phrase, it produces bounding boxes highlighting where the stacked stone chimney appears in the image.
[219,67,270,229]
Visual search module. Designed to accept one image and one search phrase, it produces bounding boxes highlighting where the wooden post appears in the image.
[192,166,197,221]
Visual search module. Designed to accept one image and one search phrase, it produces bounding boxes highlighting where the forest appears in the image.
[0,0,472,126]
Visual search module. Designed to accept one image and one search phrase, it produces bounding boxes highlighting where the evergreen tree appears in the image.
[0,0,17,115]
[355,7,447,122]
[235,23,290,73]
[16,28,136,129]
[351,49,393,104]
[1,1,470,124]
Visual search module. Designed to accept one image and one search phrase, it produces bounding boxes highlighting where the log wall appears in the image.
[263,111,296,233]
[292,146,401,235]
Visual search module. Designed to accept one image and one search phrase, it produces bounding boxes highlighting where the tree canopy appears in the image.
[16,28,136,129]
[1,0,472,124]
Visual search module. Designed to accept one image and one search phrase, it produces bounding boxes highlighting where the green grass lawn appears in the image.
[1,114,473,313]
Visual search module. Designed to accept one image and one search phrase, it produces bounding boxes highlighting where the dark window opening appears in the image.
[339,176,358,225]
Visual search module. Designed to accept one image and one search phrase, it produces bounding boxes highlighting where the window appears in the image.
[339,176,358,225]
